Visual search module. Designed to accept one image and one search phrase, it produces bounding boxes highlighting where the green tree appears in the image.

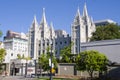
[0,30,2,38]
[38,47,57,72]
[60,43,75,63]
[90,24,120,41]
[76,50,108,79]
[0,24,3,38]
[0,48,6,64]
[22,54,25,59]
[24,56,31,62]
[17,54,22,59]
[0,48,6,73]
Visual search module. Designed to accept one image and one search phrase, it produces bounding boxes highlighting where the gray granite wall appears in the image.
[81,39,120,63]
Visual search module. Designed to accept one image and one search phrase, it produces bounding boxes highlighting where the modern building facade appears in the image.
[3,30,28,63]
[71,4,96,54]
[94,19,117,26]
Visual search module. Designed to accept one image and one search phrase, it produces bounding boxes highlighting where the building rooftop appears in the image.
[94,19,117,26]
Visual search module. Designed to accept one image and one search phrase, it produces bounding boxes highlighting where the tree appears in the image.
[60,43,75,63]
[90,24,120,41]
[0,48,6,73]
[24,56,31,62]
[0,48,6,64]
[17,54,22,59]
[0,24,3,38]
[0,30,2,38]
[38,47,58,72]
[76,50,108,79]
[22,54,25,59]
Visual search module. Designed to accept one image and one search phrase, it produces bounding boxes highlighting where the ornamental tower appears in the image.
[71,4,96,54]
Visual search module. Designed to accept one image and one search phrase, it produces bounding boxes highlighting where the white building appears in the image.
[94,19,117,26]
[3,30,28,63]
[28,8,70,59]
[71,4,96,54]
[28,4,96,58]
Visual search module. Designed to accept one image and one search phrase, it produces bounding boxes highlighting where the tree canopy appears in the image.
[38,47,57,72]
[0,30,2,38]
[60,43,75,63]
[0,48,6,64]
[76,50,108,79]
[90,24,120,41]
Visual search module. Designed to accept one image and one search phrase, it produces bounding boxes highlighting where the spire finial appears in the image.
[40,8,47,24]
[77,6,80,15]
[43,8,45,15]
[34,14,36,20]
[50,22,53,27]
[33,14,37,24]
[83,3,88,17]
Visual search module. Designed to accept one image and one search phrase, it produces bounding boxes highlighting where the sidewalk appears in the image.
[0,76,35,80]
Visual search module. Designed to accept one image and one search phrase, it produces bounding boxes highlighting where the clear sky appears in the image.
[0,0,120,40]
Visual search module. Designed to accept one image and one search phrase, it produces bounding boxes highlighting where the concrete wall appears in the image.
[58,63,76,75]
[77,71,99,77]
[81,39,120,63]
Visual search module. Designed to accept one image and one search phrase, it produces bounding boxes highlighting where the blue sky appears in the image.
[0,0,120,40]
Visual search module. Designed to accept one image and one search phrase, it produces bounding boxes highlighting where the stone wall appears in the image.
[81,39,120,63]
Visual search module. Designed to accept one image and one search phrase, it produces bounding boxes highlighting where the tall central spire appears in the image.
[40,8,47,24]
[83,3,88,17]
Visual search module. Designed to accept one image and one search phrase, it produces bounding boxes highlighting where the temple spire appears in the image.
[40,8,47,24]
[83,3,88,17]
[76,7,80,18]
[33,15,38,24]
[73,7,81,25]
[50,22,55,38]
[30,15,38,29]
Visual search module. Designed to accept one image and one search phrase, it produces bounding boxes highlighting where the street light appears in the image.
[12,62,15,76]
[50,39,53,80]
[35,59,38,77]
[25,62,28,77]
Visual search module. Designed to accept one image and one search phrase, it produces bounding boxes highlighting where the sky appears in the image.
[0,0,120,40]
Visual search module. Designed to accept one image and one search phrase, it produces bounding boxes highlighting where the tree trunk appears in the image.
[88,71,93,80]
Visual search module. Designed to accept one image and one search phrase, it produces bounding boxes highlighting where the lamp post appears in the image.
[21,63,23,76]
[25,62,28,77]
[50,39,53,80]
[35,59,38,77]
[12,62,15,76]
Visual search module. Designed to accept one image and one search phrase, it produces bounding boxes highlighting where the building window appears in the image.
[64,41,67,44]
[55,42,57,45]
[39,43,41,47]
[11,53,13,56]
[55,51,57,55]
[41,31,44,37]
[75,27,77,29]
[60,42,62,45]
[39,50,41,55]
[47,43,49,46]
[75,47,77,53]
[43,43,45,46]
[43,50,45,53]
